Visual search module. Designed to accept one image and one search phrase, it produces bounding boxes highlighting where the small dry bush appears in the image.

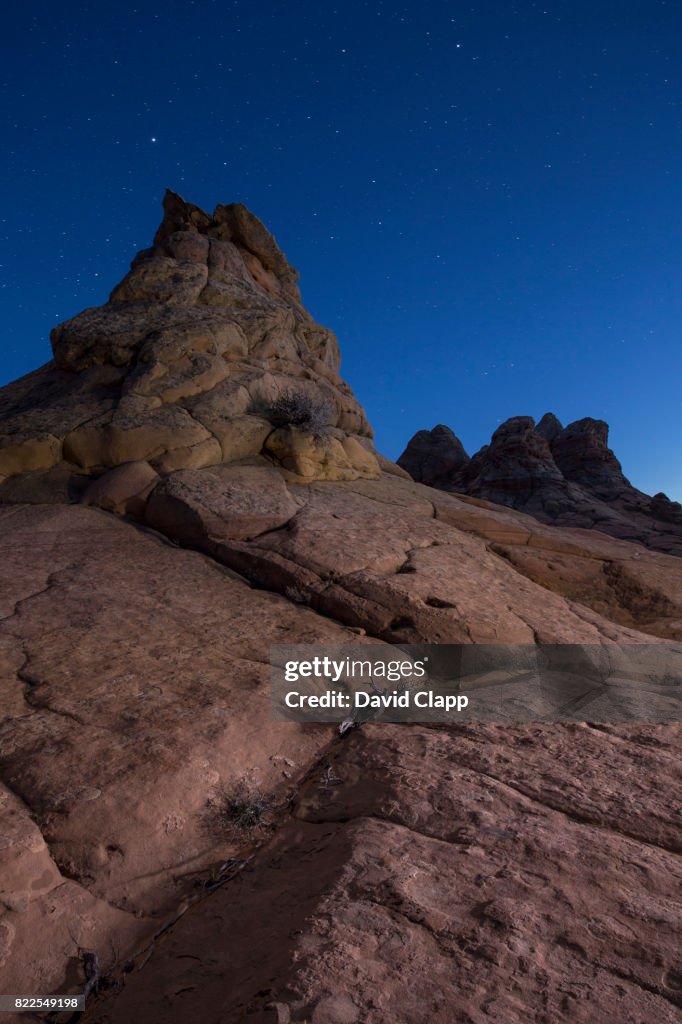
[268,388,333,437]
[209,780,273,837]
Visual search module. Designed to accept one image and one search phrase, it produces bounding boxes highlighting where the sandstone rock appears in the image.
[63,406,212,469]
[146,463,301,542]
[80,461,160,516]
[110,254,209,306]
[264,426,380,482]
[152,436,223,473]
[0,462,90,504]
[535,410,563,442]
[0,504,366,998]
[651,491,682,523]
[551,416,630,498]
[2,193,682,1022]
[126,351,231,405]
[0,191,376,489]
[201,413,273,463]
[341,435,380,477]
[0,434,62,477]
[465,415,565,502]
[87,722,682,1024]
[159,474,681,645]
[376,453,412,479]
[397,423,469,487]
[399,413,682,557]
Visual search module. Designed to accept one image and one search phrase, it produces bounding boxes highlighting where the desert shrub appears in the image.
[210,780,272,836]
[268,388,333,436]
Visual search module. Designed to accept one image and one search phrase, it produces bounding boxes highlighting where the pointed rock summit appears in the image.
[550,417,629,497]
[396,424,469,488]
[0,190,379,499]
[535,411,563,443]
[399,413,682,556]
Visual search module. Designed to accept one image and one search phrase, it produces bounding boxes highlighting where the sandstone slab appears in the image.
[146,462,301,542]
[87,723,682,1023]
[0,504,365,999]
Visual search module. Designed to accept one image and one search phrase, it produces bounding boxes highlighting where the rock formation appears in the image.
[399,414,682,556]
[1,196,681,1021]
[0,190,379,497]
[395,423,469,488]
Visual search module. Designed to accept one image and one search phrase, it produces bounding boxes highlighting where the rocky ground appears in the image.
[0,195,680,1022]
[87,722,682,1024]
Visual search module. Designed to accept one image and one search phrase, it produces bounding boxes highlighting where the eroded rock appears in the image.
[1,195,681,1021]
[399,413,682,556]
[146,462,301,542]
[0,191,377,493]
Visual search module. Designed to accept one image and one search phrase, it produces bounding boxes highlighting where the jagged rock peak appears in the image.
[554,416,611,453]
[490,415,536,441]
[51,190,313,373]
[466,416,564,497]
[551,416,630,495]
[535,411,563,443]
[0,192,380,491]
[152,189,302,302]
[397,413,682,557]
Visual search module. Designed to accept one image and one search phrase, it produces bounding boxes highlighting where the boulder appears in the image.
[264,426,380,482]
[145,463,301,543]
[81,461,161,516]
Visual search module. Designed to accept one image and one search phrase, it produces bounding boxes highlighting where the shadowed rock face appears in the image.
[399,413,682,556]
[465,416,565,498]
[396,423,469,488]
[535,410,563,443]
[1,198,681,1019]
[0,190,379,488]
[551,416,630,497]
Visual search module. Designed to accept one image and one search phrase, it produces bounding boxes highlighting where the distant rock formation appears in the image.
[396,424,469,488]
[398,414,682,556]
[0,190,380,498]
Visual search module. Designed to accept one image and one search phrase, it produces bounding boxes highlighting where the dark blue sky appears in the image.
[2,1,681,498]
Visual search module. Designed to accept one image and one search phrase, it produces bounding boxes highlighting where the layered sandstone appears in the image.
[0,191,379,493]
[0,197,680,1022]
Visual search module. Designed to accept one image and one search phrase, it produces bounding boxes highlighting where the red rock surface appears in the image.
[86,723,682,1024]
[0,197,680,1022]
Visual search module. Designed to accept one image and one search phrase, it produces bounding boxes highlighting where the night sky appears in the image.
[2,1,681,499]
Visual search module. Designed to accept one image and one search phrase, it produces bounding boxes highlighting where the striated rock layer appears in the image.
[399,415,682,556]
[0,191,379,492]
[0,196,680,1021]
[88,722,682,1024]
